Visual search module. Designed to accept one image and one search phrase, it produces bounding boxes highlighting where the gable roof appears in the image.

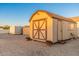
[29,10,76,23]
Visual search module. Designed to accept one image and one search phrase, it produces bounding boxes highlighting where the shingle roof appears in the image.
[29,10,76,23]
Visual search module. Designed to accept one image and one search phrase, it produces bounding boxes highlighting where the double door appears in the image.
[32,19,47,40]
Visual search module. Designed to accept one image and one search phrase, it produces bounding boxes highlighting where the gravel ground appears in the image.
[0,33,78,56]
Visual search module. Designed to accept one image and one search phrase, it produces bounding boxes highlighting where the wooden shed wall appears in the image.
[70,17,78,37]
[30,11,53,42]
[53,18,63,43]
[23,26,30,36]
[76,22,79,36]
[9,26,22,34]
[9,26,15,34]
[62,21,71,40]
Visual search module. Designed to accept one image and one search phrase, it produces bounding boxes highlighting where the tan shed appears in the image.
[62,20,77,40]
[70,17,79,37]
[9,26,22,34]
[23,26,30,37]
[29,10,77,43]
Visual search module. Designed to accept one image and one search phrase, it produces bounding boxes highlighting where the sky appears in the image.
[0,3,79,26]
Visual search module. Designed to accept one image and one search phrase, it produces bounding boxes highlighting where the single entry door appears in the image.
[53,18,62,42]
[32,19,47,40]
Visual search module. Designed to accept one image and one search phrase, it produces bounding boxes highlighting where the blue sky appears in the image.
[0,3,79,26]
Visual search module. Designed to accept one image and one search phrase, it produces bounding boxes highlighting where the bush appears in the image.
[3,25,10,30]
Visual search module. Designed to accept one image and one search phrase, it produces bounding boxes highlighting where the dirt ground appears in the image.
[0,33,78,56]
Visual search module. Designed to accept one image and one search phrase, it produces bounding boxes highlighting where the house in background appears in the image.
[29,10,77,43]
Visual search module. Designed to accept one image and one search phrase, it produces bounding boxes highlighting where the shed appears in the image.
[29,10,77,43]
[9,26,22,34]
[22,26,30,37]
[62,20,77,40]
[70,17,79,37]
